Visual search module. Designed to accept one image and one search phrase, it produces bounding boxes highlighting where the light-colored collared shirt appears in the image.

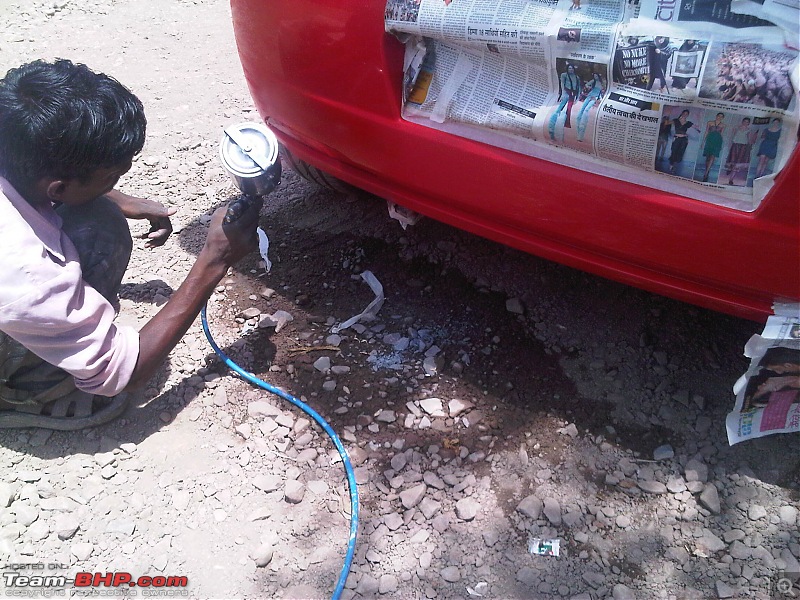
[0,177,139,396]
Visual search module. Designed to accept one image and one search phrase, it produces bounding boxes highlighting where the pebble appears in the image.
[543,497,562,525]
[307,480,328,495]
[505,297,525,315]
[355,575,378,596]
[729,540,751,560]
[558,423,579,438]
[385,513,403,531]
[517,495,543,519]
[419,398,444,416]
[448,398,473,417]
[423,471,445,489]
[390,454,407,471]
[419,497,441,520]
[400,484,426,509]
[697,530,725,554]
[722,529,744,543]
[516,567,537,585]
[638,480,668,494]
[379,574,398,594]
[652,444,674,461]
[313,356,331,372]
[71,543,94,561]
[582,572,606,588]
[240,307,261,319]
[612,584,636,599]
[251,544,274,568]
[376,410,396,423]
[106,519,136,536]
[0,483,14,507]
[440,566,461,583]
[699,484,721,514]
[684,459,708,482]
[29,430,52,447]
[14,504,39,526]
[748,505,767,521]
[284,480,306,504]
[253,474,282,493]
[28,521,50,542]
[780,505,798,525]
[714,580,735,599]
[455,498,480,521]
[55,515,80,540]
[248,401,280,418]
[666,477,687,493]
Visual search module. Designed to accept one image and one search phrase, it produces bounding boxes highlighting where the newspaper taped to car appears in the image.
[726,304,800,445]
[385,0,799,212]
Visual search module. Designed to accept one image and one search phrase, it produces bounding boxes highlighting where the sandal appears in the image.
[0,390,129,431]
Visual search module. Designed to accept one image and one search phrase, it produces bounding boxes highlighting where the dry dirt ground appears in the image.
[0,1,798,600]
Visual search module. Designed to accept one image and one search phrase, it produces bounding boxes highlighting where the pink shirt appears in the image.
[0,178,139,396]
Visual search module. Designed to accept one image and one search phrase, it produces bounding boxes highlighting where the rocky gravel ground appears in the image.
[0,1,798,599]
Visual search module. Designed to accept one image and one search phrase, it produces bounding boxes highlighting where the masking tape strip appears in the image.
[430,53,473,124]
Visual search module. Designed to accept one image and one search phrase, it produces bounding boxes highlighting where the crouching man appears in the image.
[0,59,261,429]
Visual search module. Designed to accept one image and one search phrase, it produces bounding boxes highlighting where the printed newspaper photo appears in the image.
[385,0,799,211]
[727,307,800,444]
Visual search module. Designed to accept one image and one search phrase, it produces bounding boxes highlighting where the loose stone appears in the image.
[455,498,480,521]
[400,484,426,509]
[440,566,461,583]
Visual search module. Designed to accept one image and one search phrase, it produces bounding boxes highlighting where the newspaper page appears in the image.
[726,305,800,444]
[385,0,799,212]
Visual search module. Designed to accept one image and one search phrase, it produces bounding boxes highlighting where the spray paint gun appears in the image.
[219,122,282,225]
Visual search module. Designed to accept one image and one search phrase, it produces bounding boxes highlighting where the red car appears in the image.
[230,1,799,322]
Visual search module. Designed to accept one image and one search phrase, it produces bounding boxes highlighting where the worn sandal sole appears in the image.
[0,392,129,431]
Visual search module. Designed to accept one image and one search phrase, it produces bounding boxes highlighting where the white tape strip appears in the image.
[331,271,384,333]
[257,227,272,273]
[430,53,473,124]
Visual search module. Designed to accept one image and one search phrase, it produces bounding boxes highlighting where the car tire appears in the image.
[281,146,358,195]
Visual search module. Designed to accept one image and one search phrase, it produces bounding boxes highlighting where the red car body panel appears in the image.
[230,0,800,322]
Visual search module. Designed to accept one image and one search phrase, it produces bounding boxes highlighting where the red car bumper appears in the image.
[230,0,800,322]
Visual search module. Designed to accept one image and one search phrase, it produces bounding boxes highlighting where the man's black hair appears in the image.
[0,59,146,188]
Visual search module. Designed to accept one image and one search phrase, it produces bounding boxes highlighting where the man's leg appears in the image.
[0,196,132,417]
[58,195,133,306]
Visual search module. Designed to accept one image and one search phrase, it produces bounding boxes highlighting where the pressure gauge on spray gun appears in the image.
[219,122,282,223]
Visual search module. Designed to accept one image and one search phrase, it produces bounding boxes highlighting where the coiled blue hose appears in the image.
[200,305,359,600]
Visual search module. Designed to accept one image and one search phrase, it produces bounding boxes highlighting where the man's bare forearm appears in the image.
[125,251,228,389]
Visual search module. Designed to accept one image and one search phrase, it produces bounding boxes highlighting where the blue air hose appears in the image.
[200,305,358,600]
